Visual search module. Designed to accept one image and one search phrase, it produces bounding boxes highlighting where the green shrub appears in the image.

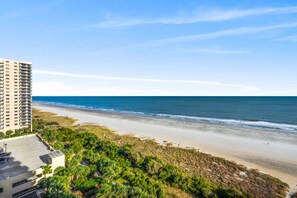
[5,130,13,136]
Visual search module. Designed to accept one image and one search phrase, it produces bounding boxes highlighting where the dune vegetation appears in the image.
[31,108,289,198]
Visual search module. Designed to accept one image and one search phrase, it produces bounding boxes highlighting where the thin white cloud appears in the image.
[90,22,297,53]
[33,69,257,91]
[276,35,297,42]
[93,6,297,28]
[143,22,297,46]
[90,45,249,56]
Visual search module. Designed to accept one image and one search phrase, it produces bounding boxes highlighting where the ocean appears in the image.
[33,96,297,133]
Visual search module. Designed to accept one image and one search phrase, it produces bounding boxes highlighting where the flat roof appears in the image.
[0,58,32,65]
[0,135,51,182]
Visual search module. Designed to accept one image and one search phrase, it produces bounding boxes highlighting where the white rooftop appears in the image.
[0,58,32,64]
[0,135,51,182]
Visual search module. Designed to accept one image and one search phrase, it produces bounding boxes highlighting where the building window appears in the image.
[12,179,28,188]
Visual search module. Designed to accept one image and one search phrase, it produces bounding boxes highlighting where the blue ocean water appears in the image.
[33,96,297,133]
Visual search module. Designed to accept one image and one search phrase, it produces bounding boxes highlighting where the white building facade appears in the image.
[0,58,32,134]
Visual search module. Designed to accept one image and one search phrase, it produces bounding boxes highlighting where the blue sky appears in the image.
[1,0,297,96]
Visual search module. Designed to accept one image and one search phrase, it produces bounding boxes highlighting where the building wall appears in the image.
[0,61,4,132]
[19,62,32,129]
[0,59,32,134]
[49,154,65,174]
[0,171,35,198]
[0,154,65,198]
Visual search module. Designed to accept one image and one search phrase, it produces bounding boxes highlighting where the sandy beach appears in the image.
[33,102,297,194]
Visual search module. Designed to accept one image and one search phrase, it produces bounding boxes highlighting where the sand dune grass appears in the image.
[33,108,289,198]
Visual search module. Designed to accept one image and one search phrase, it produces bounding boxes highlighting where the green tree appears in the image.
[71,140,83,153]
[53,142,64,150]
[42,165,53,178]
[73,165,90,180]
[39,175,72,197]
[97,157,121,181]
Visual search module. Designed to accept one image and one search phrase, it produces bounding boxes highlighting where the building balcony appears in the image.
[19,65,31,68]
[19,77,31,80]
[20,99,32,101]
[20,94,32,97]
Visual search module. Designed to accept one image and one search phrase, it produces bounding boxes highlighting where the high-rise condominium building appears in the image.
[0,58,32,134]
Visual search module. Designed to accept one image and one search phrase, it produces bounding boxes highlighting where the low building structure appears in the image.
[0,134,65,198]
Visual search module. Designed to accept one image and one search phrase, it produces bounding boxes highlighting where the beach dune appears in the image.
[33,102,297,194]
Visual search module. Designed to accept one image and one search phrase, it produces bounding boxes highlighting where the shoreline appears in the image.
[33,102,297,194]
[33,101,297,135]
